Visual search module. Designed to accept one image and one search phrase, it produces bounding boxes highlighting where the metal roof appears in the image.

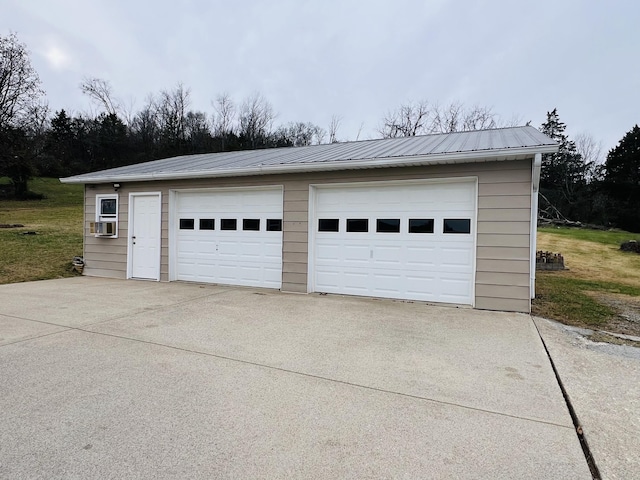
[60,126,558,184]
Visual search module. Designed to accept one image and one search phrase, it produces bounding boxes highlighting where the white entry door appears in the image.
[173,187,283,288]
[129,193,161,280]
[311,180,476,305]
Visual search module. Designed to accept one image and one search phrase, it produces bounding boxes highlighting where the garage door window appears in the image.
[376,219,400,233]
[180,218,195,230]
[409,218,434,233]
[267,219,282,231]
[347,218,368,233]
[199,219,215,230]
[243,219,260,231]
[443,218,471,234]
[318,219,339,232]
[221,219,237,230]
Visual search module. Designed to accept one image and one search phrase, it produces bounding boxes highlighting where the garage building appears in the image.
[61,126,558,313]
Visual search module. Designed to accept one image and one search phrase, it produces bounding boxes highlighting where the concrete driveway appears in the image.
[0,278,590,479]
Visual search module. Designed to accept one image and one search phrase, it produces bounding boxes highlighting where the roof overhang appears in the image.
[60,144,559,184]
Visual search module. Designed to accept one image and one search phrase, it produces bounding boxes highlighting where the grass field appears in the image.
[534,226,640,332]
[0,178,84,284]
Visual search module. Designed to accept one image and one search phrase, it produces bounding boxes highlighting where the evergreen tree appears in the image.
[539,109,587,218]
[604,125,640,232]
[42,109,75,176]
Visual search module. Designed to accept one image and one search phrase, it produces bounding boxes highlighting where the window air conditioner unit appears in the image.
[90,221,117,236]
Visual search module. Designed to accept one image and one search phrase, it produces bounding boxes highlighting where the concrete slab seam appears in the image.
[0,327,73,348]
[532,316,601,480]
[66,324,575,431]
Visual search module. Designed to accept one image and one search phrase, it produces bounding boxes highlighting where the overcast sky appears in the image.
[3,0,639,156]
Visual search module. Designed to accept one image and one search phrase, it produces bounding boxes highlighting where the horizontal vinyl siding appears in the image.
[475,284,530,299]
[81,158,534,312]
[475,160,532,312]
[477,246,530,260]
[477,222,530,235]
[478,182,531,196]
[475,296,530,313]
[83,186,128,280]
[282,184,309,290]
[476,272,530,287]
[82,267,126,280]
[478,195,530,209]
[477,234,530,248]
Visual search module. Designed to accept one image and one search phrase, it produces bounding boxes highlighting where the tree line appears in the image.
[1,32,639,232]
[539,109,639,232]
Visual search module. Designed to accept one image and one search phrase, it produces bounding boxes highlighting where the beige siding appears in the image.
[477,247,529,260]
[475,296,530,313]
[282,183,309,289]
[476,272,530,287]
[478,195,530,209]
[82,158,534,312]
[83,187,127,279]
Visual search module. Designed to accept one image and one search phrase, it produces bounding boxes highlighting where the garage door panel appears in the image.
[175,189,283,288]
[405,274,437,292]
[343,245,370,262]
[313,181,476,305]
[406,246,437,267]
[371,273,403,294]
[439,247,474,268]
[315,270,341,288]
[263,244,283,260]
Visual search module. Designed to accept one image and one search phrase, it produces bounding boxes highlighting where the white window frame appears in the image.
[95,194,119,238]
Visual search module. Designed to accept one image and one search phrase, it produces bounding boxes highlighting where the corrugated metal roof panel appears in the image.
[61,126,558,183]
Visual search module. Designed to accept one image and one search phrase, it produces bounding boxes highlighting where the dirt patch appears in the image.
[587,331,640,348]
[586,292,640,336]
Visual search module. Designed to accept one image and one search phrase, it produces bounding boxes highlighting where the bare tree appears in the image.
[184,110,212,150]
[328,114,342,143]
[0,32,45,128]
[80,77,121,117]
[131,99,160,146]
[157,83,191,144]
[278,122,325,146]
[212,93,235,137]
[430,101,461,133]
[460,104,498,131]
[503,114,526,128]
[378,100,504,138]
[575,132,602,166]
[378,100,430,138]
[238,92,275,147]
[432,102,498,133]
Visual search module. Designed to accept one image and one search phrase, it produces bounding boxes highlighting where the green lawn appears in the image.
[534,275,640,327]
[0,178,84,284]
[538,226,640,246]
[535,226,640,331]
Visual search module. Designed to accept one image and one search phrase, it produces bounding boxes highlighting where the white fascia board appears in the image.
[60,144,558,184]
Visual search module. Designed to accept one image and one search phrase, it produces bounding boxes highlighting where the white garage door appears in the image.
[174,188,283,288]
[311,180,476,305]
